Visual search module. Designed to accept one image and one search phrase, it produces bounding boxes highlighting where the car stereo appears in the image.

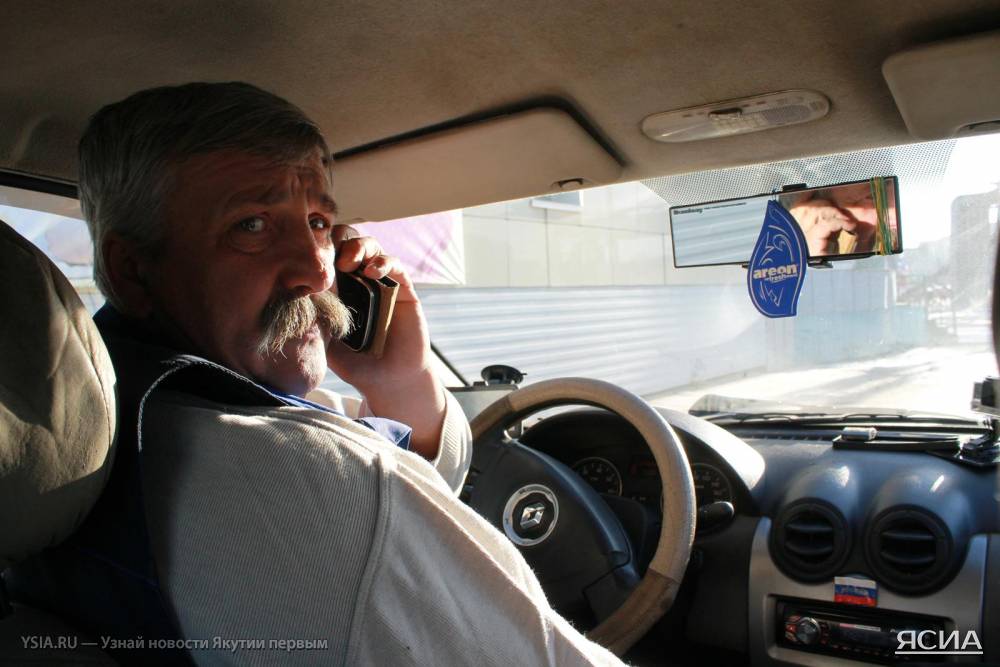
[776,598,945,664]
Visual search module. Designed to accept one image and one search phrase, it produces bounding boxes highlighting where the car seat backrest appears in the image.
[0,218,116,573]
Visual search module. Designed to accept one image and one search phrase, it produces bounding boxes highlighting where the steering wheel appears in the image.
[466,377,696,656]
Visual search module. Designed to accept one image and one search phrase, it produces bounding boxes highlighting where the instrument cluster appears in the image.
[570,454,735,511]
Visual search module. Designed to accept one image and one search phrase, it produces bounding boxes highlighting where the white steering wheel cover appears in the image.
[470,377,697,654]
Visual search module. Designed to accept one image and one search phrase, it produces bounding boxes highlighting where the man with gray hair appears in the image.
[8,82,623,666]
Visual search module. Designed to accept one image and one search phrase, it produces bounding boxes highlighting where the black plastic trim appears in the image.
[769,498,851,582]
[0,171,78,200]
[864,505,958,595]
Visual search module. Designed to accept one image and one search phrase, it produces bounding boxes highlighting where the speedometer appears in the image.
[692,463,733,507]
[572,457,623,496]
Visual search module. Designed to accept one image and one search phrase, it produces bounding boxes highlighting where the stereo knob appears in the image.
[794,618,821,645]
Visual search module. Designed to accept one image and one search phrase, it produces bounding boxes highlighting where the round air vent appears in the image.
[770,501,850,582]
[865,507,955,595]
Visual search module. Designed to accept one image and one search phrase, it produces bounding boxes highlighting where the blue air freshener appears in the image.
[747,200,808,318]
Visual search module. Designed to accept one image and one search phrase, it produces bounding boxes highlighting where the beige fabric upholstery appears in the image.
[6,3,993,215]
[0,219,116,570]
[333,108,623,222]
[883,30,1000,139]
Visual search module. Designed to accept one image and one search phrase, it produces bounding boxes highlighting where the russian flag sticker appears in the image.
[834,576,878,607]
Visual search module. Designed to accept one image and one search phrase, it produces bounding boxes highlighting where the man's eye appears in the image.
[237,216,266,233]
[309,216,331,230]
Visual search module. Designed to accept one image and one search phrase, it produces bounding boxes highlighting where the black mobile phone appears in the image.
[335,271,399,356]
[337,271,376,352]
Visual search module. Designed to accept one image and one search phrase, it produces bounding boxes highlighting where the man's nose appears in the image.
[278,222,334,296]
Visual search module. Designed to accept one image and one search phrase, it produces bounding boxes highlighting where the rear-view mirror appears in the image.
[669,178,901,267]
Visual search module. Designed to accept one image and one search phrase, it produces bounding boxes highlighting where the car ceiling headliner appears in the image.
[3,0,1000,204]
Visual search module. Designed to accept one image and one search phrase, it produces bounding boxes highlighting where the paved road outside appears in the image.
[649,314,997,419]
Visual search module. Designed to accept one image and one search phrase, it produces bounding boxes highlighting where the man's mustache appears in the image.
[256,291,352,358]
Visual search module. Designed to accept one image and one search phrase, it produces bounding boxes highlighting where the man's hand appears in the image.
[325,225,446,459]
[790,197,875,256]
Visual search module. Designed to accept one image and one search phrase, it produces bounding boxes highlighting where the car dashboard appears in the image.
[520,408,1000,666]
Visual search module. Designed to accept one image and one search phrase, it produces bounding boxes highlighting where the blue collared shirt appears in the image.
[268,389,413,451]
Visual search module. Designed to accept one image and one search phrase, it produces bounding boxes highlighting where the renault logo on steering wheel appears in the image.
[502,484,558,547]
[519,502,546,530]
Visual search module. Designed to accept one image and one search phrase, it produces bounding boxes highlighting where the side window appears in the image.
[0,186,103,313]
[349,182,673,291]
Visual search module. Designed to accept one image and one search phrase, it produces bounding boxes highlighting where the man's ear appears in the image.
[102,232,154,317]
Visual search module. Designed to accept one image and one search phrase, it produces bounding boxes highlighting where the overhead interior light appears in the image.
[641,90,830,143]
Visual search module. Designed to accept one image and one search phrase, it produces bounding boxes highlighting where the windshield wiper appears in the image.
[699,411,985,428]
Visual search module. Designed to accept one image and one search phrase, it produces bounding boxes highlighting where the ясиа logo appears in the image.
[895,629,982,656]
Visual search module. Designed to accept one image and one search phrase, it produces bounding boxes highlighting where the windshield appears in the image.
[4,135,998,418]
[368,135,1000,419]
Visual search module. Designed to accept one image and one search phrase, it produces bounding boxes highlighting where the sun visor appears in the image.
[883,30,1000,140]
[332,107,622,222]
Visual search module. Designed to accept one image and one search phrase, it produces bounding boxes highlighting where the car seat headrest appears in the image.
[0,218,116,570]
